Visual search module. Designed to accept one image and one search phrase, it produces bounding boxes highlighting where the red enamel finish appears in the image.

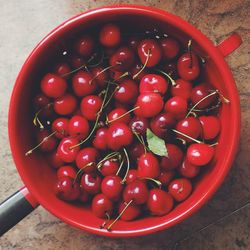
[8,5,241,237]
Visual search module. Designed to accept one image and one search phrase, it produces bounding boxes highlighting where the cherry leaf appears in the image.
[146,128,168,157]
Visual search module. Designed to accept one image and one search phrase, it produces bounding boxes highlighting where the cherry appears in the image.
[187,143,214,166]
[130,63,148,81]
[36,130,57,152]
[109,46,135,71]
[129,143,145,162]
[114,79,138,104]
[33,94,50,110]
[41,73,67,98]
[134,93,164,118]
[107,123,133,151]
[126,169,138,184]
[57,137,80,163]
[54,176,80,201]
[92,194,113,218]
[147,189,174,216]
[75,34,94,57]
[93,128,108,151]
[158,170,175,186]
[52,118,69,139]
[160,144,184,170]
[81,173,101,195]
[168,178,192,202]
[68,115,89,140]
[178,158,200,178]
[80,95,102,121]
[139,74,168,95]
[99,23,121,47]
[69,55,85,68]
[160,37,180,60]
[175,117,202,142]
[57,165,77,179]
[162,61,178,78]
[101,175,123,201]
[107,108,131,125]
[54,62,71,77]
[54,94,77,115]
[123,180,149,204]
[165,96,187,118]
[91,66,108,88]
[128,36,140,51]
[72,71,97,97]
[137,39,162,67]
[47,150,64,169]
[118,201,141,221]
[150,113,176,138]
[129,116,149,135]
[199,115,221,140]
[79,188,89,203]
[76,147,99,173]
[171,79,192,99]
[138,153,160,179]
[99,158,119,177]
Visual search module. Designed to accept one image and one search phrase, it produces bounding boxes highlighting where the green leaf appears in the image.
[146,128,168,157]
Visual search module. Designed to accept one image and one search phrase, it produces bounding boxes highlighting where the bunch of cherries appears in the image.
[28,23,228,230]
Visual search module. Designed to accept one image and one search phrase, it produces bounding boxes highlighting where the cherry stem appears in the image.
[100,212,110,229]
[88,50,104,68]
[191,99,222,112]
[209,142,218,147]
[121,148,130,184]
[73,162,95,184]
[155,69,176,86]
[172,129,203,144]
[106,200,133,231]
[62,63,87,77]
[25,131,57,156]
[102,85,120,109]
[115,71,129,81]
[132,49,151,79]
[33,103,52,129]
[188,39,193,69]
[115,158,125,176]
[141,177,162,187]
[176,138,187,146]
[90,65,115,84]
[133,132,148,154]
[97,152,120,170]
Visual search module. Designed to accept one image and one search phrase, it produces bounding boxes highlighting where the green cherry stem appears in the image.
[90,65,115,84]
[121,148,130,184]
[155,69,176,86]
[141,177,162,187]
[133,49,151,79]
[115,158,125,176]
[188,39,193,68]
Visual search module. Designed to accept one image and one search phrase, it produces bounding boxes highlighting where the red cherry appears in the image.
[54,94,77,115]
[33,94,50,110]
[57,165,77,179]
[165,96,187,118]
[129,143,145,162]
[36,130,57,152]
[107,108,131,125]
[69,55,85,68]
[72,71,97,97]
[101,175,123,201]
[134,93,163,118]
[79,188,89,203]
[158,170,175,186]
[92,194,113,218]
[139,74,168,95]
[75,34,94,57]
[107,123,133,151]
[118,201,141,221]
[137,39,162,67]
[52,118,69,139]
[126,169,138,184]
[47,150,64,169]
[187,143,214,166]
[168,178,192,202]
[129,116,149,135]
[99,159,119,177]
[99,23,121,47]
[160,37,180,60]
[80,95,102,121]
[92,128,108,151]
[178,158,200,178]
[68,115,89,140]
[41,73,67,98]
[147,189,174,216]
[171,79,192,99]
[57,137,80,163]
[91,66,108,88]
[54,62,71,77]
[81,173,101,195]
[160,144,184,170]
[199,115,221,140]
[130,63,148,81]
[138,153,160,179]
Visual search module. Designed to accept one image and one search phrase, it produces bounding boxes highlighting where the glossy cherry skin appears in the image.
[109,46,135,72]
[81,173,101,195]
[199,115,221,140]
[79,188,89,203]
[75,147,99,173]
[168,178,192,202]
[68,115,89,140]
[137,39,162,67]
[99,159,119,177]
[150,113,176,138]
[175,117,202,142]
[57,165,77,179]
[114,79,139,104]
[99,23,121,47]
[139,74,168,95]
[159,170,175,186]
[52,118,69,139]
[57,137,80,163]
[134,93,164,118]
[75,34,94,58]
[160,37,180,60]
[33,93,50,110]
[36,130,57,152]
[187,143,215,166]
[41,73,67,98]
[138,153,160,179]
[101,175,123,201]
[107,123,133,151]
[126,169,138,184]
[72,71,97,97]
[129,116,149,135]
[177,52,200,81]
[54,62,71,77]
[107,108,131,125]
[160,144,184,170]
[178,158,200,178]
[80,95,102,121]
[147,189,174,216]
[92,194,113,218]
[92,128,108,151]
[54,94,77,115]
[171,79,192,99]
[47,150,64,169]
[118,201,141,221]
[123,180,149,205]
[91,66,108,88]
[129,143,145,162]
[165,96,187,118]
[54,177,80,201]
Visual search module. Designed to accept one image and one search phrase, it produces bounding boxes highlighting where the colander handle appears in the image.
[0,186,39,236]
[217,33,242,57]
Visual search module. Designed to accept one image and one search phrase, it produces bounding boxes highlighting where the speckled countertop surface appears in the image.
[0,1,249,249]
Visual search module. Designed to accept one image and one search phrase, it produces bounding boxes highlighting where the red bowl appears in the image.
[8,5,241,237]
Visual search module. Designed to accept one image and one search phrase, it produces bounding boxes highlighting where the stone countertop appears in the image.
[0,1,249,249]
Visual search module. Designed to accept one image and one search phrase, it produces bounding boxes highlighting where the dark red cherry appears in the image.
[160,37,180,60]
[93,128,108,151]
[81,173,101,195]
[36,130,57,152]
[54,62,71,77]
[128,36,140,51]
[101,175,123,201]
[79,188,89,203]
[162,61,178,78]
[80,95,102,121]
[52,118,69,139]
[91,66,108,88]
[199,115,221,140]
[165,96,187,118]
[159,170,175,186]
[129,143,145,162]
[178,158,200,178]
[69,55,85,68]
[130,63,148,81]
[33,94,50,110]
[126,169,138,184]
[138,153,160,179]
[99,23,121,47]
[75,34,94,58]
[107,108,131,125]
[47,150,64,169]
[118,201,141,221]
[68,115,89,140]
[171,79,192,99]
[92,193,113,218]
[54,94,77,115]
[129,116,149,135]
[99,158,119,177]
[57,165,77,180]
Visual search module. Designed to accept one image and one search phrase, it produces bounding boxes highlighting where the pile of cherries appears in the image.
[28,23,227,230]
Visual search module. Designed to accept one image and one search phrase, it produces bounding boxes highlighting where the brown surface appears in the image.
[0,1,249,249]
